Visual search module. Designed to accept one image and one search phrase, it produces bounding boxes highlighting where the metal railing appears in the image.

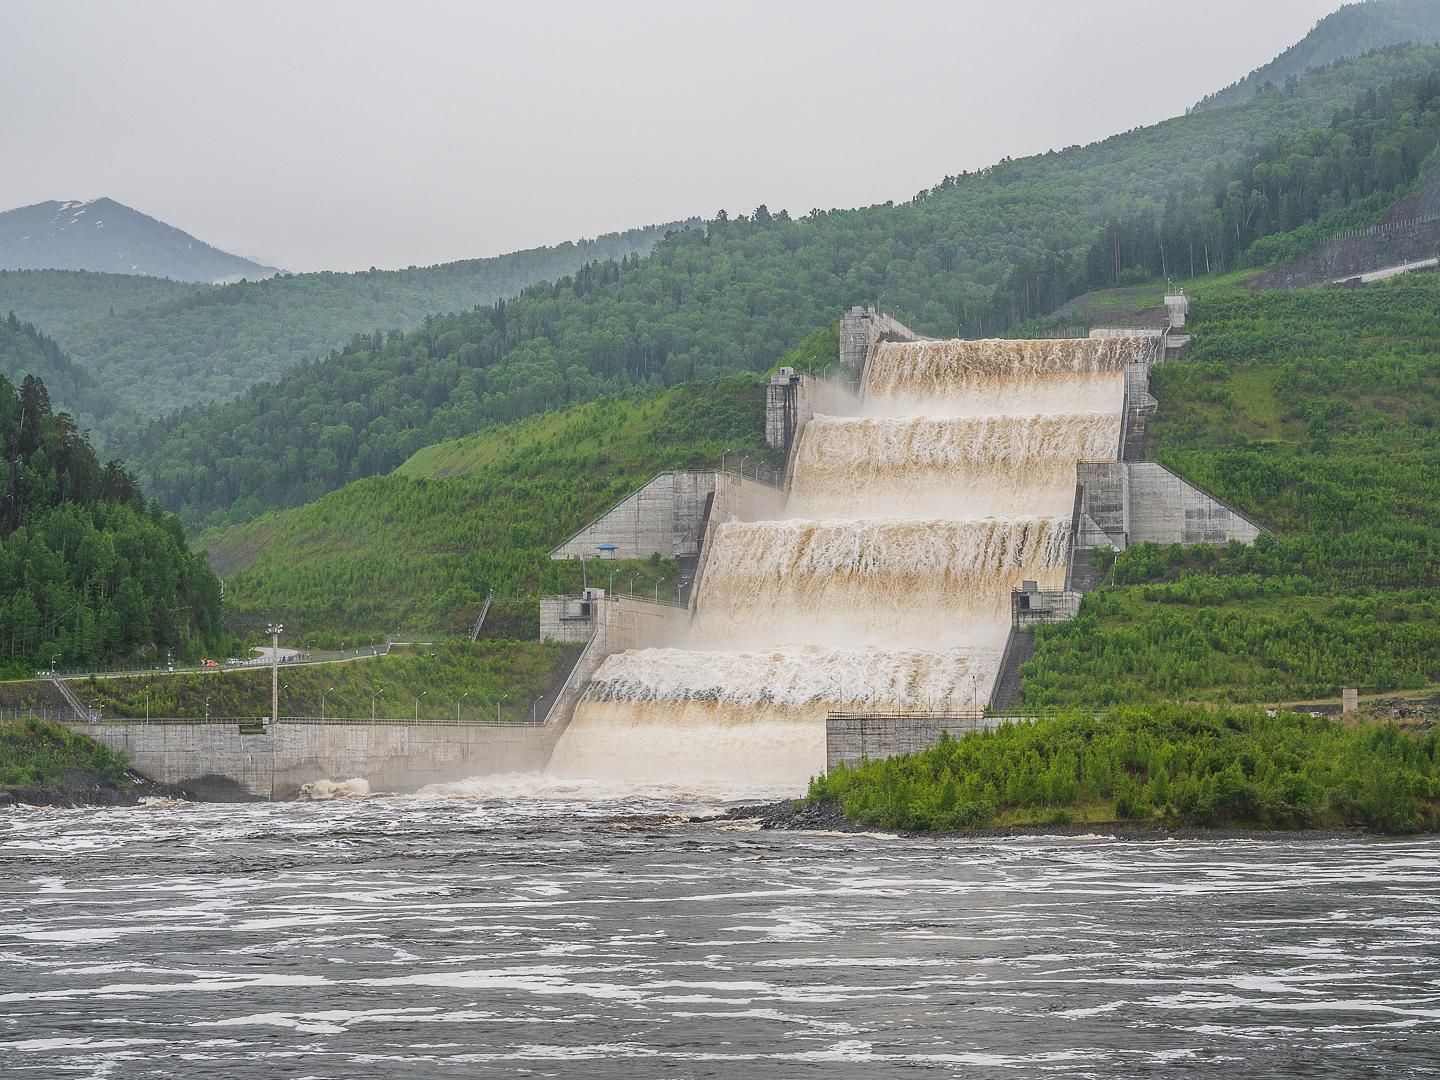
[38,641,397,682]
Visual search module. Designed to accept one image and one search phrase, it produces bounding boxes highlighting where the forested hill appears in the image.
[1194,0,1440,112]
[0,374,226,677]
[0,221,696,429]
[0,314,94,421]
[987,66,1440,325]
[0,198,279,283]
[122,44,1440,529]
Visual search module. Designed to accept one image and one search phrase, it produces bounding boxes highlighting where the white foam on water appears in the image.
[298,778,372,800]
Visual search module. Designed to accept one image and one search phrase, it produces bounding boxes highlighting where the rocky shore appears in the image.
[0,771,193,809]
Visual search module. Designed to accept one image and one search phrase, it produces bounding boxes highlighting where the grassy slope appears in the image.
[28,641,581,723]
[0,717,134,794]
[202,374,777,640]
[1020,271,1440,707]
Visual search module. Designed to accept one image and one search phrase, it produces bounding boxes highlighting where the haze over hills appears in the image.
[121,40,1440,528]
[0,221,697,428]
[1194,0,1440,111]
[0,197,280,283]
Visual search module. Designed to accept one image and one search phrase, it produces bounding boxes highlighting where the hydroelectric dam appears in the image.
[66,305,1262,798]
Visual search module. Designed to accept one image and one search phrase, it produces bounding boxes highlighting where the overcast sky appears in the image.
[3,0,1347,273]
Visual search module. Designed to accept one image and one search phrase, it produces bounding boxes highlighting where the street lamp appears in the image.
[415,690,428,721]
[497,693,510,723]
[50,654,59,675]
[265,622,285,724]
[457,690,470,721]
[372,686,384,720]
[321,686,335,721]
[531,694,544,724]
[204,696,210,721]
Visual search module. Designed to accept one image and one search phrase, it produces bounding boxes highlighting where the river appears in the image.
[2,789,1438,1078]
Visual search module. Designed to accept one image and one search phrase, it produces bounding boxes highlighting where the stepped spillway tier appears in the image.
[547,646,1002,787]
[581,644,1002,707]
[688,517,1068,649]
[787,412,1122,519]
[861,336,1153,416]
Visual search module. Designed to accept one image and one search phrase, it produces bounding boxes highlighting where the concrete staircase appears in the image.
[989,630,1037,713]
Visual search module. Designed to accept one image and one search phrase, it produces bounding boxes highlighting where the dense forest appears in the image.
[116,44,1440,529]
[0,373,226,677]
[988,66,1440,325]
[1193,0,1440,112]
[808,706,1440,834]
[1019,273,1440,707]
[0,222,691,430]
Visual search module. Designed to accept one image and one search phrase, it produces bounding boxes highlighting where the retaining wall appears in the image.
[826,714,1001,772]
[1073,461,1261,551]
[549,471,715,560]
[70,718,561,800]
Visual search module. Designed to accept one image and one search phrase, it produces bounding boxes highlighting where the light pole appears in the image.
[415,690,428,721]
[497,693,509,723]
[145,690,150,724]
[628,572,640,596]
[608,568,619,594]
[322,686,335,721]
[204,696,210,721]
[50,654,59,675]
[457,690,470,721]
[372,686,384,720]
[266,622,284,725]
[531,694,544,724]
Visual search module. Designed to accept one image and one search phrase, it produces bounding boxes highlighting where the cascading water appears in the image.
[547,335,1143,790]
[788,413,1121,519]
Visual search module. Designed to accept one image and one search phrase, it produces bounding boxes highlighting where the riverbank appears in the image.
[799,706,1440,836]
[732,798,1376,841]
[0,717,192,808]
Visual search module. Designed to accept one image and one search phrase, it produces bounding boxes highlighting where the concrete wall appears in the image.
[71,718,562,800]
[1073,461,1261,551]
[539,596,598,642]
[839,305,923,380]
[690,472,787,610]
[826,714,1001,772]
[1127,463,1263,547]
[550,471,715,560]
[768,372,861,455]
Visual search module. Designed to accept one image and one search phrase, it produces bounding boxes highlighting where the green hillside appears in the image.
[0,223,689,431]
[1019,272,1440,708]
[202,374,777,640]
[1194,0,1440,112]
[128,44,1440,529]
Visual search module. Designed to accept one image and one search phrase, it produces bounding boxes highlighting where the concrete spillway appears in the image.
[548,336,1143,790]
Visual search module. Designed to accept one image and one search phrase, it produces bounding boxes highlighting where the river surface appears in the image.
[2,788,1438,1078]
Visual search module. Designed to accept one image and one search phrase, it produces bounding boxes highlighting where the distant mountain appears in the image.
[0,198,280,283]
[1194,0,1440,112]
